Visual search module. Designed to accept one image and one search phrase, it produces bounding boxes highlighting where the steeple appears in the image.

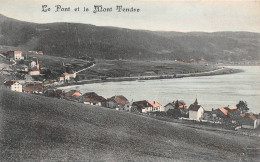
[194,98,198,105]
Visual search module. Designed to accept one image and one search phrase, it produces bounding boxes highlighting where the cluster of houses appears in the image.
[10,85,256,130]
[3,76,260,130]
[1,50,77,85]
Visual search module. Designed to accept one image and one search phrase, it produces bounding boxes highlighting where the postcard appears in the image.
[0,0,259,161]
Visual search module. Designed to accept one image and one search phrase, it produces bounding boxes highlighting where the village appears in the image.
[1,50,260,132]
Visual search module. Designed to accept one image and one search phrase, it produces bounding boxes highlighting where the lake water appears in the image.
[61,66,260,113]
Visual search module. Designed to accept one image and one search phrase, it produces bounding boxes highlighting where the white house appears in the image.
[188,99,204,121]
[4,80,23,92]
[69,70,77,79]
[63,73,70,81]
[13,51,24,60]
[148,101,164,112]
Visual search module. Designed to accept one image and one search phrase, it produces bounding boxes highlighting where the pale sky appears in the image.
[0,0,259,32]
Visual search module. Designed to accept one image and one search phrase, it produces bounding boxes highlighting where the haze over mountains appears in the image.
[0,14,259,61]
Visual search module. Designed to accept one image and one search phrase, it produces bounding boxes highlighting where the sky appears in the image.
[0,0,259,32]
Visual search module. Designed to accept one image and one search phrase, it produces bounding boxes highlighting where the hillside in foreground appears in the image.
[0,14,260,62]
[0,89,259,161]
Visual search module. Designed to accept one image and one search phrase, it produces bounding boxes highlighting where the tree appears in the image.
[236,101,249,113]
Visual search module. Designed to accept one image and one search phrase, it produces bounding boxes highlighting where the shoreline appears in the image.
[57,67,243,89]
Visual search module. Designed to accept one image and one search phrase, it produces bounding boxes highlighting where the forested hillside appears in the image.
[0,14,259,61]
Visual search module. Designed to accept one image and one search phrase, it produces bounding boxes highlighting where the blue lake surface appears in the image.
[62,66,260,113]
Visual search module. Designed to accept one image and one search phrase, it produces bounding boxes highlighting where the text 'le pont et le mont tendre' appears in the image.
[42,5,141,13]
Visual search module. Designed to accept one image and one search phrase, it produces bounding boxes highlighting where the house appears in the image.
[4,80,23,92]
[63,73,70,82]
[69,70,76,79]
[23,82,44,93]
[217,106,241,122]
[188,98,204,120]
[165,100,188,118]
[4,51,24,60]
[106,95,130,110]
[164,102,175,112]
[240,113,260,129]
[83,95,107,107]
[165,100,187,112]
[28,57,40,76]
[148,101,164,112]
[131,100,153,113]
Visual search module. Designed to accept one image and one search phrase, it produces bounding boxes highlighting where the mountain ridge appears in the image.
[0,13,259,61]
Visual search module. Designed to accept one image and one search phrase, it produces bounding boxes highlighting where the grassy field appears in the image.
[77,60,218,79]
[0,88,259,161]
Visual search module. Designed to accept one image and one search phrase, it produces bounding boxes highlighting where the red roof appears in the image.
[64,90,81,97]
[228,106,237,110]
[178,105,185,109]
[219,107,228,116]
[14,51,22,55]
[72,91,81,96]
[241,113,257,120]
[148,101,161,107]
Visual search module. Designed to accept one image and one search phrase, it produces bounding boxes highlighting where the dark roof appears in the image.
[24,82,44,92]
[132,100,152,109]
[189,98,201,111]
[84,95,106,103]
[82,92,99,98]
[4,80,15,86]
[165,102,174,107]
[189,104,201,111]
[107,95,129,104]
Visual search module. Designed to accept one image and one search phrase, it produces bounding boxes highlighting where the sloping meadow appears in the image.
[0,88,259,161]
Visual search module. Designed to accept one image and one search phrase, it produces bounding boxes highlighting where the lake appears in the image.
[61,66,260,113]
